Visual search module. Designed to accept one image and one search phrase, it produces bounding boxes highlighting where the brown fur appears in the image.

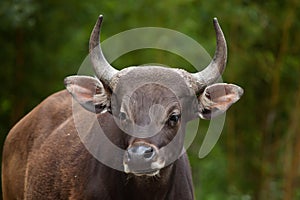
[2,90,194,200]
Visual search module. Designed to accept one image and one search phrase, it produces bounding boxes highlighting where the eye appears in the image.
[168,113,181,126]
[119,112,127,121]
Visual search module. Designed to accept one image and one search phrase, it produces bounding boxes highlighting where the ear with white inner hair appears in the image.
[198,83,243,119]
[64,75,111,113]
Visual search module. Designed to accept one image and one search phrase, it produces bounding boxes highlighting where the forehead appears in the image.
[124,83,181,112]
[112,66,193,100]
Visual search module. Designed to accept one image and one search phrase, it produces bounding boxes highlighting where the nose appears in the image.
[126,145,156,162]
[123,143,163,175]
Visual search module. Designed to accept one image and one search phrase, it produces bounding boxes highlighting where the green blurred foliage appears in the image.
[1,0,300,199]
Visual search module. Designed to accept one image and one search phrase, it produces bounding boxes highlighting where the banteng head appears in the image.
[64,15,243,176]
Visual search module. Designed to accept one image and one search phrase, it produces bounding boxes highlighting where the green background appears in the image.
[1,0,300,199]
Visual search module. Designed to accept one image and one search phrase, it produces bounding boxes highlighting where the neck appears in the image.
[123,164,175,200]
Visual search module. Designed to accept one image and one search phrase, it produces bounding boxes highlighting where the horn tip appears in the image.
[213,17,219,26]
[97,15,104,25]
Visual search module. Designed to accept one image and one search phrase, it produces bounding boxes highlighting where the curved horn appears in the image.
[192,18,227,91]
[89,15,118,87]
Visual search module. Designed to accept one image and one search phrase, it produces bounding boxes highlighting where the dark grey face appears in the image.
[118,84,181,175]
[114,83,181,139]
[110,67,197,176]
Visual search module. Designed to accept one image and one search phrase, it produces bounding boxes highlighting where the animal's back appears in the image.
[2,90,73,199]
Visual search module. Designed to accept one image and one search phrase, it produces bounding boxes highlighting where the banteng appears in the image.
[2,15,243,200]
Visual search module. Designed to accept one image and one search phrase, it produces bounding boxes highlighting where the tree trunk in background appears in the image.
[10,28,27,126]
[283,86,300,200]
[259,1,298,198]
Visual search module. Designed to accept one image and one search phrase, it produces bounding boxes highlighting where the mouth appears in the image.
[123,160,165,177]
[133,169,160,177]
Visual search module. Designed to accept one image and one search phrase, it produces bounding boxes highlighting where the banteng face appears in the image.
[64,15,243,176]
[111,67,198,176]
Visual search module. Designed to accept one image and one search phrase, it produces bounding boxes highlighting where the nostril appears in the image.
[126,145,156,161]
[124,151,131,163]
[143,147,154,159]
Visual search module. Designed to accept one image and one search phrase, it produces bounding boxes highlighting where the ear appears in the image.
[198,83,243,119]
[64,75,111,113]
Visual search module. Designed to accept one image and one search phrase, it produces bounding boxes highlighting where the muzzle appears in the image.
[123,142,165,176]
